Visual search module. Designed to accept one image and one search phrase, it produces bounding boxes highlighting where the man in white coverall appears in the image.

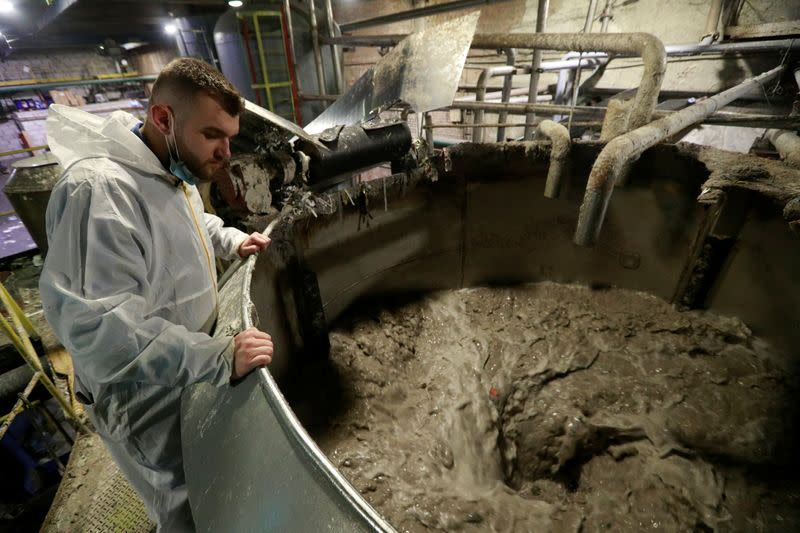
[39,58,274,531]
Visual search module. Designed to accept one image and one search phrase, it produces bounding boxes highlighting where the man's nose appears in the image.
[217,138,231,160]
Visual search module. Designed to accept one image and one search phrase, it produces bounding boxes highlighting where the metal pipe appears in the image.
[497,48,517,141]
[599,0,613,32]
[474,65,517,142]
[538,119,570,198]
[450,100,800,129]
[323,0,344,94]
[524,0,550,140]
[425,113,434,154]
[767,129,800,167]
[283,0,298,84]
[325,35,800,58]
[584,0,599,33]
[340,0,514,32]
[308,0,327,101]
[574,64,785,247]
[471,32,667,133]
[700,0,724,44]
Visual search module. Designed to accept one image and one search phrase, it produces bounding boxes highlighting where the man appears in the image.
[39,58,273,531]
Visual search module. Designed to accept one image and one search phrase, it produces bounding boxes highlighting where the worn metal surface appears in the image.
[304,12,480,134]
[574,64,784,247]
[471,32,667,133]
[182,141,800,531]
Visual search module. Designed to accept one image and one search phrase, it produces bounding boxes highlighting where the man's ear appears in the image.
[149,103,172,135]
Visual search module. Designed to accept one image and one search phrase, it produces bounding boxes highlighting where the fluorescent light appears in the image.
[228,0,243,7]
[164,23,178,35]
[0,1,14,14]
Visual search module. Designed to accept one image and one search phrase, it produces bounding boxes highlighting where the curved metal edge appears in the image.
[239,227,396,533]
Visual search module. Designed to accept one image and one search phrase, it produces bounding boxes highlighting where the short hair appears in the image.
[150,57,245,116]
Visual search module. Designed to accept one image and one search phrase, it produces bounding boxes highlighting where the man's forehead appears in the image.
[186,93,239,134]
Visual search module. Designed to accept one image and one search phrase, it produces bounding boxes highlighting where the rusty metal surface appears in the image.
[304,11,480,134]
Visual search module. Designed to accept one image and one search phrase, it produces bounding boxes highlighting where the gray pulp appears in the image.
[287,282,799,532]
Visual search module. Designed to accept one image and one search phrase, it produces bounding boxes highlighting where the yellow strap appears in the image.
[180,184,220,308]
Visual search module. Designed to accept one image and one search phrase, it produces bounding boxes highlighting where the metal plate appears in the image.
[304,11,480,134]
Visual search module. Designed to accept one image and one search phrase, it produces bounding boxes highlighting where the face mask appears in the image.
[165,112,198,187]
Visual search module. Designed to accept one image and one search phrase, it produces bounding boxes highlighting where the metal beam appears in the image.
[339,0,513,33]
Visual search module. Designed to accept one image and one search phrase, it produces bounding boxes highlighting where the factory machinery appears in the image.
[5,6,800,532]
[179,12,800,532]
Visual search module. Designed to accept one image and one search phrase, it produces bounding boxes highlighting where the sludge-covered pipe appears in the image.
[472,32,667,133]
[573,64,785,247]
[537,119,570,198]
[767,129,800,167]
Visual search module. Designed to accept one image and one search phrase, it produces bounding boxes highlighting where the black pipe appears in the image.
[297,121,412,184]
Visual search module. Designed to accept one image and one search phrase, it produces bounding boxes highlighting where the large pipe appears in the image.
[474,66,517,142]
[323,0,344,94]
[524,0,550,140]
[283,0,299,94]
[308,0,327,101]
[497,48,517,142]
[700,0,724,44]
[766,129,800,167]
[471,32,667,133]
[574,64,785,247]
[538,119,570,198]
[339,0,514,32]
[324,35,800,59]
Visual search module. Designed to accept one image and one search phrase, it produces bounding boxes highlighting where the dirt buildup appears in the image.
[287,283,799,532]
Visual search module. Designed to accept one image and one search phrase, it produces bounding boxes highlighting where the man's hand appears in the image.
[232,327,273,380]
[237,232,270,258]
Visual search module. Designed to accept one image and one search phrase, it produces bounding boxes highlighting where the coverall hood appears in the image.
[47,104,169,178]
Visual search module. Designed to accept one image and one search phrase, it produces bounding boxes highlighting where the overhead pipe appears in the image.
[324,35,800,60]
[473,65,517,142]
[538,119,571,198]
[307,0,328,104]
[524,0,550,140]
[573,64,785,247]
[340,0,514,32]
[471,32,667,134]
[323,0,344,94]
[497,48,517,141]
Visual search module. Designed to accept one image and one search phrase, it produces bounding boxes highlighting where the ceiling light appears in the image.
[228,0,243,7]
[0,1,14,14]
[164,23,178,35]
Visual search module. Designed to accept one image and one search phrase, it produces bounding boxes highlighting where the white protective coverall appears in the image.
[39,104,248,531]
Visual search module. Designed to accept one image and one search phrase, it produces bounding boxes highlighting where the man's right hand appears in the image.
[232,327,273,380]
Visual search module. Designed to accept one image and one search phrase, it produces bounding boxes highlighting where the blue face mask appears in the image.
[165,113,198,187]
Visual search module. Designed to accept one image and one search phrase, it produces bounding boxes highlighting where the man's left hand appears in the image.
[238,232,271,258]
